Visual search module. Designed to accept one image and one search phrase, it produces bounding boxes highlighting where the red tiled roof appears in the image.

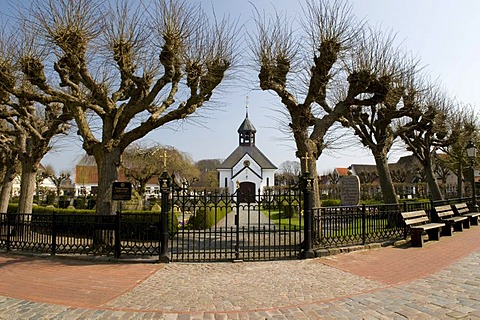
[335,168,349,176]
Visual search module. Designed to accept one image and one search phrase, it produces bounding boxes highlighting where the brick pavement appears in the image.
[0,227,479,319]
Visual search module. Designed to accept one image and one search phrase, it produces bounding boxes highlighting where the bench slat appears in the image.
[401,209,444,247]
[404,216,429,226]
[434,205,455,218]
[443,216,467,222]
[401,210,427,219]
[410,222,445,230]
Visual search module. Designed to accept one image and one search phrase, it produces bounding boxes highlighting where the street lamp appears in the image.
[466,140,478,212]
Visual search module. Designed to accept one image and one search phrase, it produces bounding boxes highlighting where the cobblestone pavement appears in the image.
[0,227,479,319]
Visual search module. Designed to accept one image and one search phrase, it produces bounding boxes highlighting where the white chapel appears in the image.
[217,108,277,200]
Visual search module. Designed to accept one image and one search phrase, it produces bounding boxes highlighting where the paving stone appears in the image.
[1,229,480,319]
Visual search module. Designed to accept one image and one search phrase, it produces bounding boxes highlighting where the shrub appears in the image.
[279,203,300,219]
[188,208,215,229]
[46,194,55,205]
[58,197,70,209]
[7,203,18,213]
[187,204,230,230]
[73,198,86,209]
[321,199,341,207]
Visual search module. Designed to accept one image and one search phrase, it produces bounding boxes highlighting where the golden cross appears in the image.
[302,152,311,174]
[162,150,168,169]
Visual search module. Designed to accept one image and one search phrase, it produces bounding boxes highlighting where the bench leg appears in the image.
[454,222,464,232]
[410,229,424,247]
[470,216,479,226]
[426,228,441,241]
[463,219,471,229]
[442,224,453,236]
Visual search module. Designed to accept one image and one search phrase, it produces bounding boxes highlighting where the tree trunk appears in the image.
[18,159,37,214]
[308,159,321,208]
[424,160,443,201]
[91,149,121,250]
[374,154,398,204]
[298,145,321,208]
[457,162,464,198]
[0,164,17,213]
[94,149,121,216]
[139,181,148,210]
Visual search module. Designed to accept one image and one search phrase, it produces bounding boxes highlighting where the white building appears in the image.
[217,109,277,202]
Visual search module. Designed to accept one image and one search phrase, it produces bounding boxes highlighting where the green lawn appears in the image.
[263,210,302,230]
[320,217,397,237]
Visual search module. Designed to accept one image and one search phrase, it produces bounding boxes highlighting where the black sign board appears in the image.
[112,182,132,201]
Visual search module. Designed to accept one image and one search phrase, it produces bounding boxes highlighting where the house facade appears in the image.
[74,155,160,198]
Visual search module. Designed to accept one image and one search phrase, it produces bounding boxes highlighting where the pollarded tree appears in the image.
[338,57,424,204]
[250,0,417,205]
[0,99,72,213]
[122,144,199,200]
[0,122,19,213]
[195,159,222,188]
[436,107,479,198]
[43,164,71,197]
[165,147,200,188]
[8,0,237,215]
[122,145,164,201]
[0,14,74,214]
[276,160,301,185]
[399,83,472,201]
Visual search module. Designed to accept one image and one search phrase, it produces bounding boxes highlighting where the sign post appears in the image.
[112,182,132,201]
[111,182,132,258]
[159,171,171,263]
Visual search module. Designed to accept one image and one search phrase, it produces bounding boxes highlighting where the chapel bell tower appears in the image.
[238,108,256,146]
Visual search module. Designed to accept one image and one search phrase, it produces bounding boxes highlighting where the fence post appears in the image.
[159,171,171,263]
[6,212,11,252]
[429,199,434,220]
[51,212,56,256]
[114,210,121,259]
[301,175,315,259]
[362,204,366,245]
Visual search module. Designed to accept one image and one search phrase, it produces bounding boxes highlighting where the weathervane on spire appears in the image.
[246,96,249,118]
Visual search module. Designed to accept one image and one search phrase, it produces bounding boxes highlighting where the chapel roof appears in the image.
[237,111,256,133]
[218,145,277,170]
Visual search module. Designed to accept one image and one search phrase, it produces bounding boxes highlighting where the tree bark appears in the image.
[18,159,37,214]
[93,149,121,216]
[0,164,17,213]
[424,158,443,201]
[297,140,322,208]
[308,159,321,208]
[373,154,398,204]
[457,162,464,198]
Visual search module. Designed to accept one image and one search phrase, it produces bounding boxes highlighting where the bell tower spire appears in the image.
[238,97,256,146]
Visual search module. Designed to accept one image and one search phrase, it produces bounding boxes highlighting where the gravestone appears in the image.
[340,174,360,206]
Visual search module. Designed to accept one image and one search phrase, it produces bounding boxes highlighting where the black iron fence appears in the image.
[313,197,474,248]
[0,195,473,262]
[0,188,305,262]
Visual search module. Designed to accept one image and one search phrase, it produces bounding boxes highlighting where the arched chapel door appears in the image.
[238,182,256,203]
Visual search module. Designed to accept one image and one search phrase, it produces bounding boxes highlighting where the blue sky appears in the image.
[3,0,480,175]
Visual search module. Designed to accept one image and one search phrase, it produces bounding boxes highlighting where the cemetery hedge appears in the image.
[187,202,231,229]
[7,203,180,240]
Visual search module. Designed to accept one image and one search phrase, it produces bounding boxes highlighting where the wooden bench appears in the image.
[431,205,468,236]
[451,203,480,227]
[401,210,444,247]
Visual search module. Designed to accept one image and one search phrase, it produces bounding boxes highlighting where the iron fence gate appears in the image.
[168,188,304,262]
[0,188,304,262]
